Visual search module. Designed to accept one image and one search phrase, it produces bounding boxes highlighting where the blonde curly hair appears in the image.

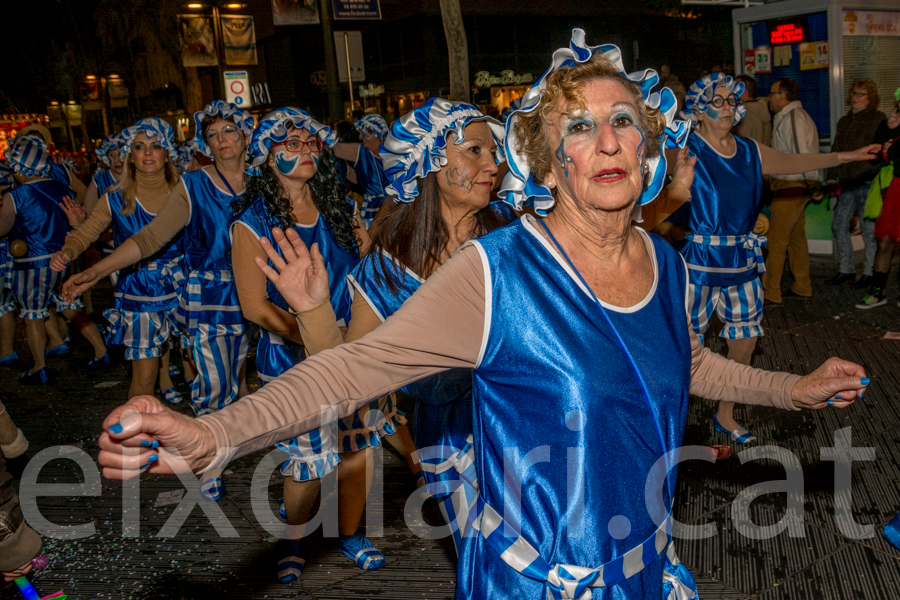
[514,52,666,192]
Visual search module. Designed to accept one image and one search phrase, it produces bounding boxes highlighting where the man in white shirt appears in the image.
[763,78,823,305]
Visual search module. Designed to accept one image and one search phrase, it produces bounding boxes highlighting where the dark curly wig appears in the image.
[233,147,360,257]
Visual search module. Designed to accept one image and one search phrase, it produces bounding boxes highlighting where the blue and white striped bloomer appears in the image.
[103,307,180,360]
[434,435,693,600]
[120,118,178,163]
[353,114,389,140]
[688,279,765,344]
[686,232,767,274]
[5,135,51,177]
[499,28,690,216]
[683,72,747,126]
[192,100,255,158]
[247,107,336,174]
[380,98,506,203]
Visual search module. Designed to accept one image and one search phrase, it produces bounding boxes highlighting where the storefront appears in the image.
[471,70,534,119]
[733,0,900,253]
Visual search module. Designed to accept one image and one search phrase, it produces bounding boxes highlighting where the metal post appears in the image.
[320,0,343,123]
[344,33,354,110]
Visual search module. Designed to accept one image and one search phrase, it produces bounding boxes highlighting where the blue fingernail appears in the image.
[140,464,151,471]
[860,391,865,399]
[827,400,834,406]
[147,454,159,463]
[835,395,842,400]
[109,423,123,434]
[861,378,871,385]
[140,440,160,448]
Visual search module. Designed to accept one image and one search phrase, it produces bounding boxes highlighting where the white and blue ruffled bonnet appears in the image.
[120,118,178,163]
[247,107,337,175]
[499,28,690,215]
[683,72,746,127]
[192,100,255,158]
[380,97,506,203]
[5,134,51,177]
[354,114,390,140]
[96,132,125,166]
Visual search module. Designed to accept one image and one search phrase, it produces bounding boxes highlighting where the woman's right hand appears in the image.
[59,195,86,227]
[62,267,102,302]
[255,227,332,314]
[49,251,71,272]
[98,396,217,479]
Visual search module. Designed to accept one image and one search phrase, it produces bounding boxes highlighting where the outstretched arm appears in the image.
[758,141,881,176]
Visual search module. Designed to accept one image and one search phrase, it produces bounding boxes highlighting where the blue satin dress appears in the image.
[350,250,473,550]
[232,200,382,482]
[353,147,390,227]
[103,191,184,359]
[458,216,695,599]
[93,169,118,197]
[671,133,764,288]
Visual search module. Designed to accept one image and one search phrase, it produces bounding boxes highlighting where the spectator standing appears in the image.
[733,75,772,146]
[763,78,822,304]
[827,79,886,287]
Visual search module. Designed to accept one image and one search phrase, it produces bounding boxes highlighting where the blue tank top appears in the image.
[671,133,764,287]
[93,170,118,197]
[460,217,691,599]
[181,168,241,273]
[349,250,473,497]
[232,199,358,339]
[48,163,75,193]
[106,191,183,264]
[8,179,72,261]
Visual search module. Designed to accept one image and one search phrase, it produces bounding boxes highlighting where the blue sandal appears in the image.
[277,539,305,583]
[339,531,385,570]
[46,343,70,356]
[713,415,756,444]
[160,387,183,405]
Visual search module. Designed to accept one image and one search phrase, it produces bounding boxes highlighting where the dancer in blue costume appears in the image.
[62,101,255,499]
[670,73,881,445]
[52,119,184,402]
[229,107,390,581]
[0,136,108,383]
[333,114,392,227]
[257,98,511,556]
[98,31,870,600]
[14,132,87,203]
[86,133,126,214]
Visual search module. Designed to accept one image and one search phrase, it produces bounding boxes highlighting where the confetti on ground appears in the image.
[884,332,900,340]
[94,381,122,388]
[154,490,186,508]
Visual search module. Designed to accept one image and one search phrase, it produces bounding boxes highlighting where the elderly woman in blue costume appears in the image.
[228,107,394,581]
[0,136,108,383]
[330,113,392,227]
[97,31,869,599]
[51,119,184,401]
[255,98,512,557]
[668,73,880,445]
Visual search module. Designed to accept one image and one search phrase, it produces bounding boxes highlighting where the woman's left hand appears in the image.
[840,144,882,163]
[790,357,868,410]
[672,147,697,191]
[59,195,86,227]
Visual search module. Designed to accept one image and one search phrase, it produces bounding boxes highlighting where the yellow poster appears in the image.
[799,42,827,70]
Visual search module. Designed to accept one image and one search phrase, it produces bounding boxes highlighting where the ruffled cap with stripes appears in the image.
[499,28,691,215]
[380,97,506,203]
[5,134,51,177]
[120,118,178,163]
[95,132,125,166]
[247,107,336,175]
[683,72,746,127]
[353,114,390,140]
[192,100,255,158]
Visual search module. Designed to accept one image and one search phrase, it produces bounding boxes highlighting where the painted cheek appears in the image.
[706,107,722,121]
[274,151,300,175]
[555,138,572,178]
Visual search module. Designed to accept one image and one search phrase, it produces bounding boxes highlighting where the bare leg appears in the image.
[24,319,47,373]
[158,348,174,391]
[61,309,106,359]
[715,337,758,431]
[181,346,196,383]
[45,307,65,348]
[283,477,322,541]
[237,359,249,398]
[337,448,374,537]
[129,357,158,398]
[382,425,419,476]
[874,238,897,274]
[0,311,15,358]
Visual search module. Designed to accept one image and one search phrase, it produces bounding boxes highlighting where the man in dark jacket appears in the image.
[827,78,887,287]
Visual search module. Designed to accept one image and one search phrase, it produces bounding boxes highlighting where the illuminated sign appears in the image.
[769,19,808,45]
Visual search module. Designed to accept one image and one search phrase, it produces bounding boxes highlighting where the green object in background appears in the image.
[805,197,833,242]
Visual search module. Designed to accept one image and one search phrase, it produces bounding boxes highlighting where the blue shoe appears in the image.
[18,368,49,384]
[45,343,70,357]
[279,498,286,519]
[169,364,182,378]
[0,352,18,366]
[277,539,305,583]
[87,352,111,369]
[713,415,756,444]
[200,475,226,501]
[63,334,71,344]
[160,387,183,405]
[338,531,385,570]
[885,513,900,551]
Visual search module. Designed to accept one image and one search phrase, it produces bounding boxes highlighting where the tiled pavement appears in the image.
[2,254,899,600]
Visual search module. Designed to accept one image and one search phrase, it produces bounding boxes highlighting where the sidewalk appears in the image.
[2,257,900,600]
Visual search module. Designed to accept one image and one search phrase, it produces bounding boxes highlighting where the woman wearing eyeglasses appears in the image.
[229,108,386,583]
[670,73,879,444]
